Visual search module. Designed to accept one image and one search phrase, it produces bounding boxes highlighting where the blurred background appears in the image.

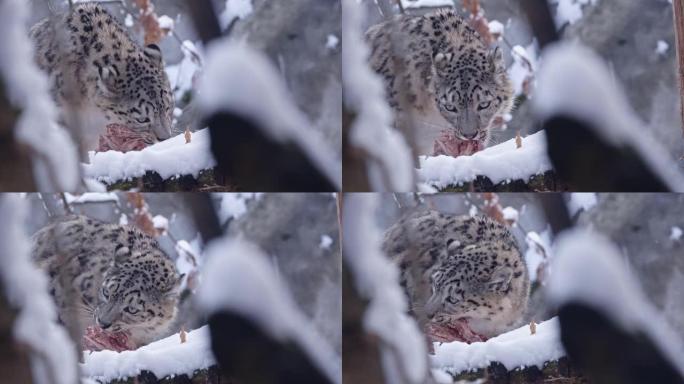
[22,192,342,356]
[360,0,682,160]
[371,192,684,344]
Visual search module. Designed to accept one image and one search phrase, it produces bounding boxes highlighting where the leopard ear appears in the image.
[144,44,163,63]
[163,273,185,298]
[487,266,513,292]
[433,51,453,72]
[97,65,121,95]
[489,46,506,74]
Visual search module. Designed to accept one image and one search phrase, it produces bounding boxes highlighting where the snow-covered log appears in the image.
[82,129,235,191]
[197,237,341,384]
[418,131,567,192]
[0,194,78,384]
[0,0,79,191]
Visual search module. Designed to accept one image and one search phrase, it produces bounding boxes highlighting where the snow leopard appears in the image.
[382,210,529,346]
[366,9,513,157]
[31,215,182,350]
[29,2,174,153]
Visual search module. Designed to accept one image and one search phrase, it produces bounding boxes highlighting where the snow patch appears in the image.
[670,226,683,241]
[220,0,253,30]
[431,318,565,373]
[343,194,428,383]
[157,15,175,31]
[82,128,216,184]
[216,193,258,225]
[319,234,333,250]
[342,0,414,191]
[196,237,341,383]
[550,0,598,27]
[524,227,552,283]
[567,193,597,216]
[548,230,684,375]
[533,43,684,191]
[0,0,79,191]
[418,130,552,189]
[0,195,78,384]
[401,0,453,8]
[198,40,341,189]
[64,193,119,205]
[82,326,214,382]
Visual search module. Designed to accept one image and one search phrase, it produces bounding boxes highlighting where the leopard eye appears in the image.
[124,306,139,315]
[101,286,109,300]
[444,104,457,112]
[136,117,151,124]
[478,101,491,110]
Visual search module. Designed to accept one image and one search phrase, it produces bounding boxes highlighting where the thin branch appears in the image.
[673,0,684,138]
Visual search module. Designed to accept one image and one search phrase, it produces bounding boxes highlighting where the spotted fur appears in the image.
[382,210,529,338]
[366,10,513,152]
[31,215,181,347]
[29,3,174,151]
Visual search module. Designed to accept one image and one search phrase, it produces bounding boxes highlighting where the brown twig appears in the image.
[673,0,684,138]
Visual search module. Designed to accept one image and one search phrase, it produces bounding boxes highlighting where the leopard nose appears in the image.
[462,131,478,140]
[96,317,112,329]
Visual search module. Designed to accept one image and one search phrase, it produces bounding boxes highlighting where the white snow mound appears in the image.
[533,43,684,191]
[196,237,341,384]
[82,128,216,184]
[82,326,215,381]
[431,317,565,374]
[418,130,551,189]
[548,229,684,375]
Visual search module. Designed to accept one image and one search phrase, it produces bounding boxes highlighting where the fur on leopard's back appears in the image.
[31,215,181,347]
[29,2,174,153]
[366,9,513,155]
[382,210,529,339]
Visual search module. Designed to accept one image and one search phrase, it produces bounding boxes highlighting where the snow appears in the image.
[326,34,340,50]
[550,0,598,27]
[157,15,175,31]
[670,226,683,241]
[342,0,414,191]
[64,192,119,204]
[220,0,253,30]
[175,235,202,291]
[567,192,597,216]
[82,128,216,184]
[524,227,552,283]
[401,0,453,8]
[343,194,428,383]
[196,237,341,384]
[0,0,79,191]
[508,43,538,96]
[533,43,684,192]
[197,40,341,189]
[319,234,333,249]
[418,130,552,189]
[152,214,169,233]
[215,193,258,224]
[82,326,215,382]
[656,40,670,55]
[488,20,505,37]
[124,13,134,28]
[502,206,519,223]
[0,195,78,384]
[548,229,684,374]
[165,40,202,101]
[431,317,565,374]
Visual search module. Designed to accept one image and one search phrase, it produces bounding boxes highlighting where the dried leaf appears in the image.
[515,131,522,149]
[180,326,187,343]
[184,128,192,144]
[133,0,164,45]
[530,320,537,335]
[127,193,159,237]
